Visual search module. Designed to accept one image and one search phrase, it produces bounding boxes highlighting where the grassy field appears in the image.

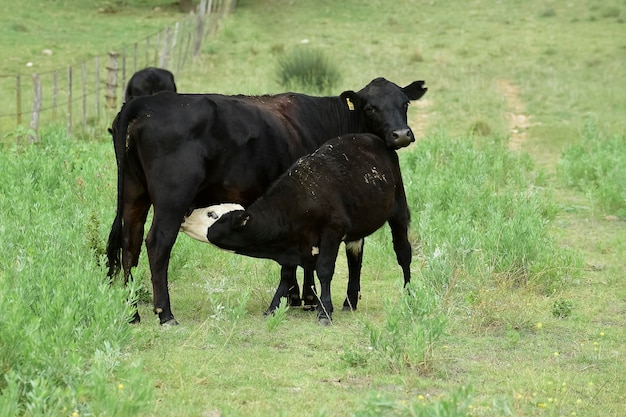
[1,0,625,416]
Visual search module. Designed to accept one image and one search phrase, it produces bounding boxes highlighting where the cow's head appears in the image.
[340,78,427,149]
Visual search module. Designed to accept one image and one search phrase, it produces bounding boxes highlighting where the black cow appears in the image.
[203,133,412,325]
[106,77,427,325]
[124,67,177,101]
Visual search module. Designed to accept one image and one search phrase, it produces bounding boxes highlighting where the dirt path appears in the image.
[496,79,533,151]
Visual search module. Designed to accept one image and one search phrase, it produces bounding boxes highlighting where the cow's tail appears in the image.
[105,106,132,278]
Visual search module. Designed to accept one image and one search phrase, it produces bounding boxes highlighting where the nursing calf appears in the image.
[202,133,412,325]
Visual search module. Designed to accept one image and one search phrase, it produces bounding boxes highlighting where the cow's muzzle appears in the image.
[390,128,415,149]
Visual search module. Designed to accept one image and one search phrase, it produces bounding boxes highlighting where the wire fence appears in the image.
[0,0,236,143]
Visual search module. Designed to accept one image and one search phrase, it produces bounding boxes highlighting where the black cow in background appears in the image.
[106,77,427,325]
[124,67,177,101]
[203,133,413,325]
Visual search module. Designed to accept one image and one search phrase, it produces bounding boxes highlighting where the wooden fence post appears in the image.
[106,51,119,109]
[16,75,22,127]
[67,66,72,135]
[29,73,42,143]
[95,56,100,120]
[193,0,208,58]
[52,71,58,119]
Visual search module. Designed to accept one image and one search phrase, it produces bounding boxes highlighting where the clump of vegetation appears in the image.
[552,299,573,318]
[366,281,447,371]
[0,127,151,416]
[276,47,341,95]
[402,133,581,299]
[558,122,626,218]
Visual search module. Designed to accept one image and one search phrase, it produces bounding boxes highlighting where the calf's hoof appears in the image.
[288,294,302,307]
[303,295,317,311]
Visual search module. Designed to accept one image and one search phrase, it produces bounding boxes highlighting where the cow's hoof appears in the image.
[161,318,179,326]
[318,317,332,326]
[341,305,356,312]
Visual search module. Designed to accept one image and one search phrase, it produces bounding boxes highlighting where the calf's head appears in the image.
[340,78,427,149]
[180,203,245,244]
[203,204,255,252]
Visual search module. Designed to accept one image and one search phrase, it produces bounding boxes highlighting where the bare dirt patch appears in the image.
[497,79,533,151]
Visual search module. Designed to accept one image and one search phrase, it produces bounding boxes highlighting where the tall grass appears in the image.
[557,122,626,218]
[0,127,151,416]
[401,133,582,321]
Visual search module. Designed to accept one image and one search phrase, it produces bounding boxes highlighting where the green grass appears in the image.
[1,0,625,416]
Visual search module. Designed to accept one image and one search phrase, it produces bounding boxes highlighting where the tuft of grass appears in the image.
[276,47,341,95]
[557,122,626,218]
[366,281,447,371]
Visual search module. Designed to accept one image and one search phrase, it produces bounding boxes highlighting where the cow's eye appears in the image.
[364,105,376,114]
[207,211,218,219]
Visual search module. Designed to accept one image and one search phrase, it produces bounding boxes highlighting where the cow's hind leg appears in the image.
[342,239,363,311]
[145,207,189,325]
[122,188,151,323]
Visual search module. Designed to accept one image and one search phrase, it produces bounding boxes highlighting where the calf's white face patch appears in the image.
[180,203,244,243]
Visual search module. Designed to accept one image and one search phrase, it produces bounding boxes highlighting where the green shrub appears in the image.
[401,132,581,298]
[366,281,446,371]
[0,126,151,415]
[276,47,341,95]
[557,122,626,218]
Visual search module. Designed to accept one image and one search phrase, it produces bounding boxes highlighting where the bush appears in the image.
[400,132,581,299]
[276,47,341,95]
[557,122,626,218]
[0,127,151,416]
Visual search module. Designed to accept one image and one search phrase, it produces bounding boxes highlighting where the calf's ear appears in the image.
[403,80,427,101]
[339,90,361,111]
[235,212,251,228]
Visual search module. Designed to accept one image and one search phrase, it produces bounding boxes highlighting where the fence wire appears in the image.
[1,0,236,142]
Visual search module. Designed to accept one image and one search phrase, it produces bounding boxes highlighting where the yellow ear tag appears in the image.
[346,97,355,111]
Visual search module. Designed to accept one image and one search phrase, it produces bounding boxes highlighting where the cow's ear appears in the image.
[235,212,251,228]
[403,80,427,101]
[340,90,361,111]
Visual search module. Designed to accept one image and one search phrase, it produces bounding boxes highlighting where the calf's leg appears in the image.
[388,218,412,286]
[315,235,342,326]
[342,239,364,311]
[266,265,301,314]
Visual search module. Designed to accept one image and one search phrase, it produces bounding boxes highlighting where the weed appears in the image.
[276,47,341,95]
[552,299,573,318]
[366,281,446,371]
[266,297,289,332]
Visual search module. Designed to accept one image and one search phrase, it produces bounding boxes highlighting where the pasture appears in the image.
[1,0,625,416]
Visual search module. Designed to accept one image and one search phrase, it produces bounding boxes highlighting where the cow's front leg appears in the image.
[145,213,181,325]
[315,237,342,326]
[267,264,300,314]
